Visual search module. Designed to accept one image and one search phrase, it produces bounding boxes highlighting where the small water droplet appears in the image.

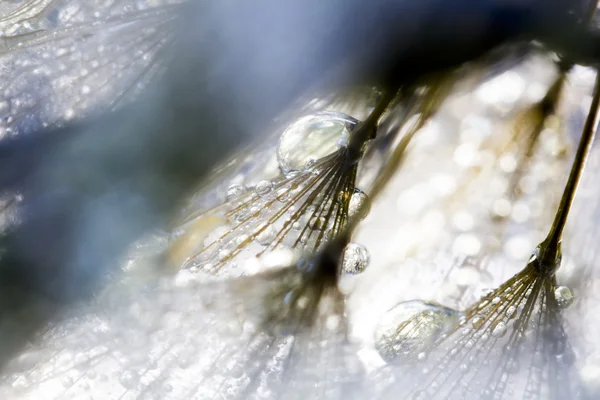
[255,180,273,196]
[256,226,275,246]
[309,216,326,230]
[276,188,290,202]
[227,184,247,199]
[491,321,507,338]
[348,189,370,220]
[554,285,574,309]
[505,306,517,319]
[341,243,370,274]
[119,371,139,389]
[472,316,485,329]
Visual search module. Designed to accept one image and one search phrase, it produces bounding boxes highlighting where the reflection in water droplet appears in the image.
[554,285,574,309]
[374,301,461,363]
[342,243,370,274]
[277,111,358,174]
[348,189,370,221]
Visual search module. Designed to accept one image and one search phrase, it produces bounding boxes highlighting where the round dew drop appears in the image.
[276,111,358,174]
[227,184,247,200]
[554,285,574,309]
[374,300,461,363]
[341,243,370,274]
[348,189,370,220]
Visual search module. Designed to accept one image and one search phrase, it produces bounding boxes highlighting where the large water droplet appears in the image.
[277,111,358,174]
[341,243,370,274]
[554,285,574,309]
[348,189,370,221]
[374,300,460,363]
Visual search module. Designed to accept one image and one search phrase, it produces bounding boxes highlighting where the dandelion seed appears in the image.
[374,64,600,400]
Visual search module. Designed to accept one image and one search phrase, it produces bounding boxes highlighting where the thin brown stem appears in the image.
[539,70,600,269]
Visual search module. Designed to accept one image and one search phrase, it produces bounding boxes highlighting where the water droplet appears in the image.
[374,300,460,363]
[491,321,507,338]
[119,371,139,389]
[309,216,326,230]
[276,188,290,202]
[255,180,273,196]
[347,189,370,220]
[341,243,370,274]
[554,285,574,309]
[277,111,358,174]
[505,306,517,319]
[472,316,485,329]
[227,184,247,199]
[256,226,275,246]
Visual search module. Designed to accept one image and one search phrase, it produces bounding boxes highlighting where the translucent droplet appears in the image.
[277,111,358,174]
[491,321,507,338]
[341,243,370,274]
[374,300,461,363]
[227,184,247,200]
[256,226,275,246]
[261,248,301,269]
[472,316,485,329]
[554,285,574,309]
[348,189,370,220]
[412,390,427,400]
[255,180,273,196]
[309,216,326,230]
[276,188,290,202]
[119,371,139,389]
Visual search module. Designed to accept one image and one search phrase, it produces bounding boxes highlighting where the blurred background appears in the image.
[2,1,600,399]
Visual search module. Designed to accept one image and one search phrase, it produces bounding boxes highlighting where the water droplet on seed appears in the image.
[255,180,273,196]
[491,321,507,338]
[374,300,460,363]
[554,285,574,309]
[227,184,247,200]
[277,111,358,174]
[341,243,370,274]
[348,189,370,220]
